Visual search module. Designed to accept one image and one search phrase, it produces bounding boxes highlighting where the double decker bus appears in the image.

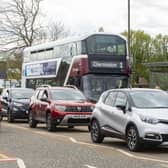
[22,32,131,101]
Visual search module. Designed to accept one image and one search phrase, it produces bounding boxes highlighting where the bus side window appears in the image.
[70,43,77,56]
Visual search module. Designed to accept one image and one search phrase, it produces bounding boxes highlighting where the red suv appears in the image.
[29,86,94,131]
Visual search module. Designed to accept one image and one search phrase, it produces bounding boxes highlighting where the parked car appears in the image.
[29,86,94,131]
[90,88,168,151]
[0,88,34,122]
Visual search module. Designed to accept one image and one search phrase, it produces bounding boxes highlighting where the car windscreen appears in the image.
[51,89,86,101]
[12,89,34,99]
[130,90,168,108]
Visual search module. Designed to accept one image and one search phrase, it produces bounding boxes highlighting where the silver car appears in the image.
[90,88,168,151]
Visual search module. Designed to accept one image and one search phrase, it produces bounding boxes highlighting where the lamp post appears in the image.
[128,0,132,87]
[128,0,130,58]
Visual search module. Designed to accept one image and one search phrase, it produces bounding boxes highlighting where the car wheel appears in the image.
[46,113,55,132]
[88,125,91,132]
[126,126,141,151]
[0,115,3,121]
[29,110,37,128]
[91,120,104,143]
[7,110,14,123]
[68,126,74,128]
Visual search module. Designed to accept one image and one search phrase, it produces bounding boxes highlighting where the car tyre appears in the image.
[68,126,74,128]
[7,110,14,123]
[29,110,37,128]
[46,113,55,132]
[91,120,104,143]
[126,126,141,152]
[88,125,91,132]
[0,115,3,121]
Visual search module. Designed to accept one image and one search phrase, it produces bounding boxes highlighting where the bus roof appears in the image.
[24,32,126,53]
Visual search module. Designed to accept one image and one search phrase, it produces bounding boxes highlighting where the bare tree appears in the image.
[47,21,70,41]
[0,0,43,51]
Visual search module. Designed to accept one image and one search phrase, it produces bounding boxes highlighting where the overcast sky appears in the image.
[41,0,168,36]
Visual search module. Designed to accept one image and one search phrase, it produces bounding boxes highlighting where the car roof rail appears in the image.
[64,85,78,90]
[39,85,51,88]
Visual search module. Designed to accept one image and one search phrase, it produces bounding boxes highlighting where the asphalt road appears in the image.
[0,120,168,168]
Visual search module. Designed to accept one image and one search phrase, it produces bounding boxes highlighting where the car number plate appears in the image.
[72,115,88,119]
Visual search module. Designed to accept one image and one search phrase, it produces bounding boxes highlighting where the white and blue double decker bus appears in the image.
[22,32,131,101]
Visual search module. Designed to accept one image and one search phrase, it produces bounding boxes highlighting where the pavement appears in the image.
[0,120,168,168]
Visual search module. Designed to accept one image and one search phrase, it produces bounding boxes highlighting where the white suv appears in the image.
[90,88,168,151]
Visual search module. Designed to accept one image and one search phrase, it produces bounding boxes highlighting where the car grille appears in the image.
[68,118,90,123]
[20,104,29,111]
[161,134,168,142]
[65,106,92,112]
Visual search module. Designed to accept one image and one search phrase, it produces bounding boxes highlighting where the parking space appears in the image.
[2,121,168,166]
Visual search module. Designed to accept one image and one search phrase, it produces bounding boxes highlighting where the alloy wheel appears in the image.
[91,120,104,143]
[127,126,140,151]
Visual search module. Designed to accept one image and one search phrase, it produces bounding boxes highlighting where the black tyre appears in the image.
[0,115,3,121]
[88,125,91,132]
[91,120,104,143]
[46,113,55,132]
[29,110,37,128]
[7,110,14,123]
[68,126,74,128]
[126,126,141,151]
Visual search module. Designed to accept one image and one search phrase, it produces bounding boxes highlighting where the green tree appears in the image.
[122,30,151,84]
[7,51,22,80]
[150,34,168,62]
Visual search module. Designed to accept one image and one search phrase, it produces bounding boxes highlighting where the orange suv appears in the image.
[29,86,94,131]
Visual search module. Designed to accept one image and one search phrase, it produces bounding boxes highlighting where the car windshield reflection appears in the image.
[130,91,168,108]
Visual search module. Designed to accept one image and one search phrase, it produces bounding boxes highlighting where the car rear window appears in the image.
[12,89,34,99]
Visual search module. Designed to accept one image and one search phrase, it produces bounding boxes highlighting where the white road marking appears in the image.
[69,137,77,143]
[84,164,97,168]
[16,158,26,168]
[4,123,29,131]
[4,123,168,165]
[0,158,26,168]
[117,149,168,164]
[160,164,168,168]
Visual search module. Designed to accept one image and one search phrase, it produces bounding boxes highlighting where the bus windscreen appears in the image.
[86,35,126,56]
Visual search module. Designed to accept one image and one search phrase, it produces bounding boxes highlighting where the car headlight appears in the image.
[140,116,159,124]
[55,105,66,111]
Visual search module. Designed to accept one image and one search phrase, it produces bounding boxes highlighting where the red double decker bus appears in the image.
[22,33,131,101]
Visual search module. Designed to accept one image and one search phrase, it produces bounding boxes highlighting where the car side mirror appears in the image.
[116,105,126,113]
[3,96,8,101]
